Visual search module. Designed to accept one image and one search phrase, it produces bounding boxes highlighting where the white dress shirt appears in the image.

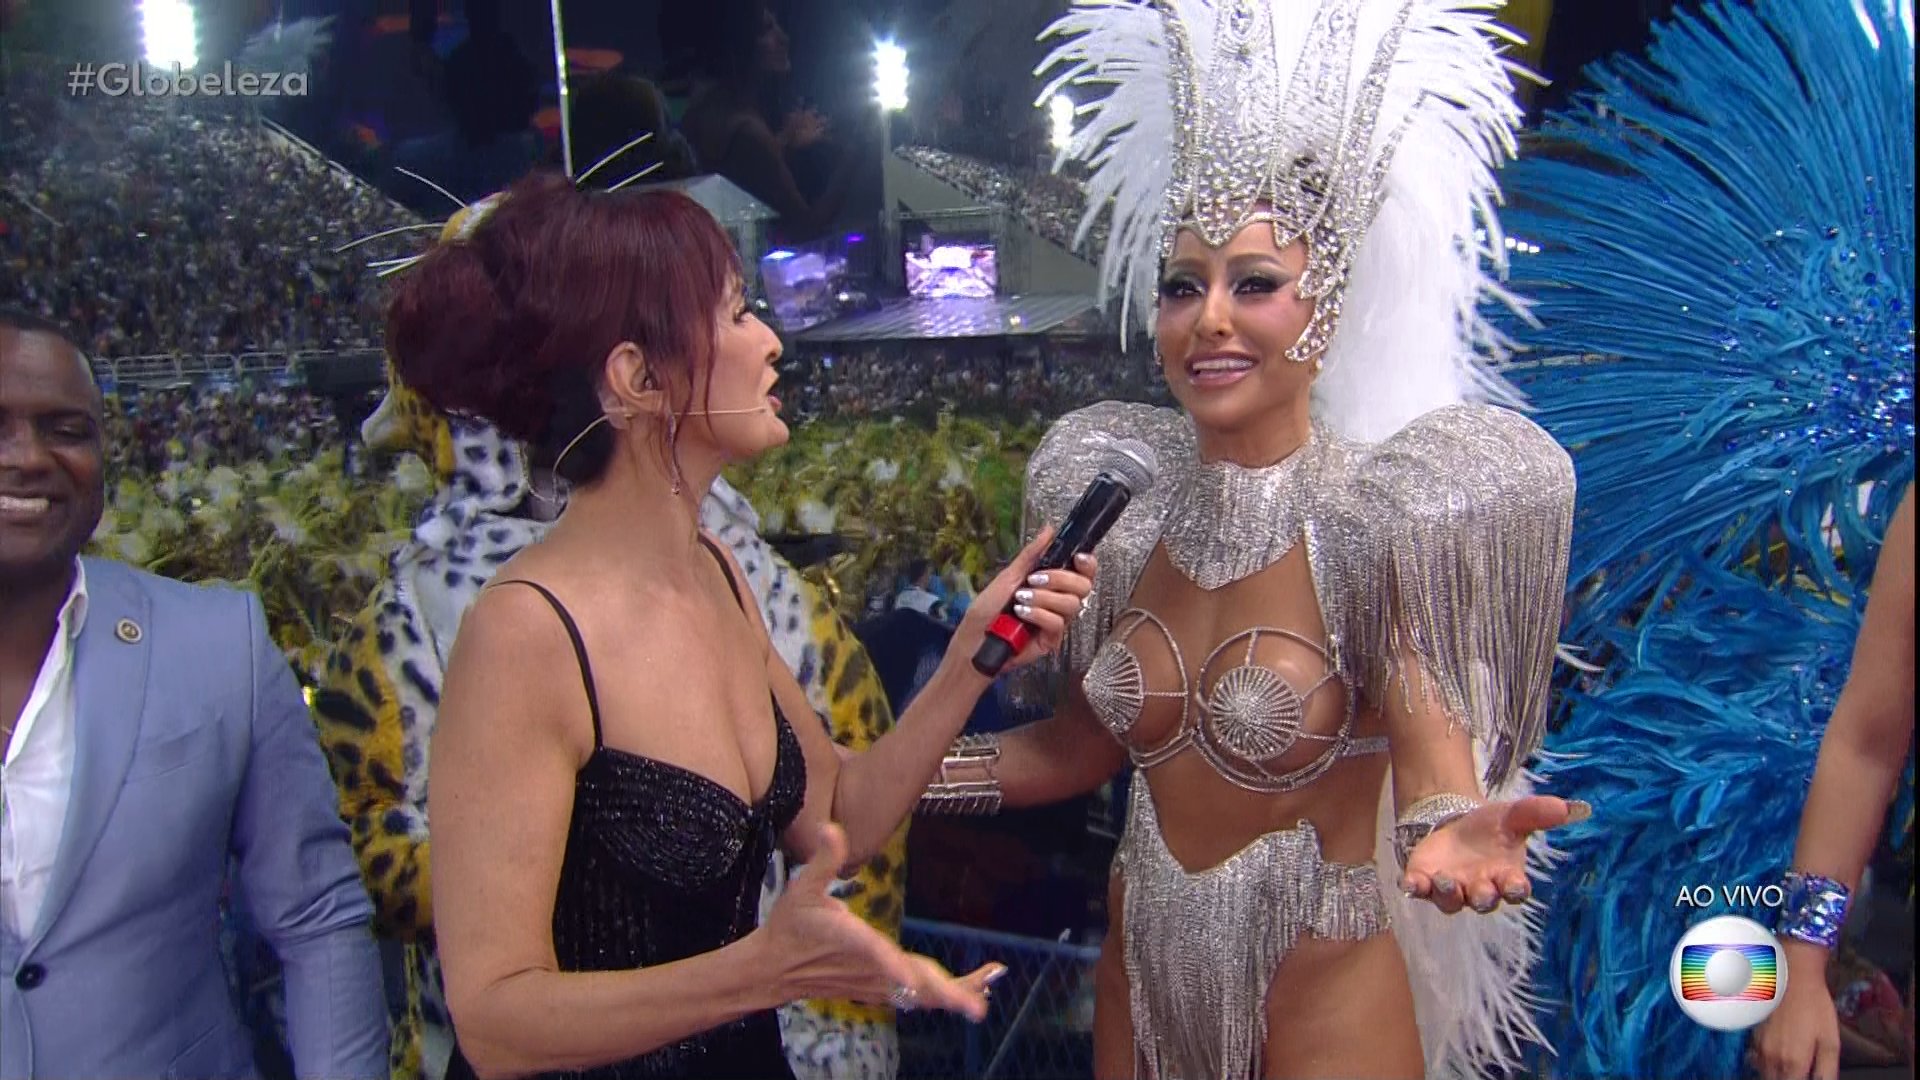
[2,560,89,940]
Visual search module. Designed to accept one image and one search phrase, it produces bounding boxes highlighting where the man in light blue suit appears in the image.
[0,309,387,1079]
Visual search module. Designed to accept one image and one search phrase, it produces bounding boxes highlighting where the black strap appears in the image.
[491,580,604,749]
[698,536,749,615]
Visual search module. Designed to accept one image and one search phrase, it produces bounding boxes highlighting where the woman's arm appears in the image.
[1776,487,1916,963]
[708,532,1090,868]
[720,115,862,242]
[431,586,784,1077]
[1745,487,1913,1080]
[1387,638,1579,915]
[958,685,1129,810]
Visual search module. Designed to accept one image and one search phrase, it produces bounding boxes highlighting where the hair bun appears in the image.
[382,171,744,484]
[385,187,567,443]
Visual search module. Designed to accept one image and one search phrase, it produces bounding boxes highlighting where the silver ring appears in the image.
[887,984,918,1011]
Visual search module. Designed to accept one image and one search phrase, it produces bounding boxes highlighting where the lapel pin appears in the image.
[115,618,143,644]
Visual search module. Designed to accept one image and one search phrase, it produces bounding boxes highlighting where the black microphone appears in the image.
[972,439,1160,677]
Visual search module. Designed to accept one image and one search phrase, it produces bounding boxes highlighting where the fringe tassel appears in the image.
[1346,404,1576,790]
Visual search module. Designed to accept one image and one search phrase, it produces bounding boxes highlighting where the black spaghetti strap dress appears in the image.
[447,540,804,1079]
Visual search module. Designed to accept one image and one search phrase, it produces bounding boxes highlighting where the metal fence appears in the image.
[897,918,1102,1080]
[90,348,383,388]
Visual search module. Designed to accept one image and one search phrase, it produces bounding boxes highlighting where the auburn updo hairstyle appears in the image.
[385,171,742,484]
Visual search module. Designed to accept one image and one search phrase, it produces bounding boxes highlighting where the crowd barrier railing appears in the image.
[93,348,386,387]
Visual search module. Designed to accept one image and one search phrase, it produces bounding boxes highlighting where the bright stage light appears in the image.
[874,40,909,112]
[1048,93,1074,151]
[141,0,199,69]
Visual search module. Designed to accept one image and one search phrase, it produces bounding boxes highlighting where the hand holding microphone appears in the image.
[958,439,1159,678]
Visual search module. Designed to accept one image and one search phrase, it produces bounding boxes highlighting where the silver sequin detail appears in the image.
[1159,0,1418,362]
[1160,431,1343,591]
[1117,780,1387,1080]
[1022,401,1576,795]
[1083,615,1385,794]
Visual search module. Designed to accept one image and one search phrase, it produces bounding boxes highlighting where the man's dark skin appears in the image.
[0,320,105,740]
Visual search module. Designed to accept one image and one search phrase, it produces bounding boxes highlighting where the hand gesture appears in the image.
[1401,796,1589,913]
[760,824,1002,1020]
[779,108,830,152]
[1748,945,1841,1080]
[951,527,1098,675]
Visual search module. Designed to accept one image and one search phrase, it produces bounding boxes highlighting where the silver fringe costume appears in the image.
[1026,402,1572,1079]
[1024,2,1578,1077]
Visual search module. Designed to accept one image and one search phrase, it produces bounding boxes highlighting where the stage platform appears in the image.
[794,295,1099,344]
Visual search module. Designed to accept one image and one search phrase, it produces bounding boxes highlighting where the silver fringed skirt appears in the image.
[1115,780,1390,1080]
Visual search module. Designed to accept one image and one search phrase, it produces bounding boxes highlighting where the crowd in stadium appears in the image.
[1,58,421,362]
[897,145,1112,257]
[103,383,346,476]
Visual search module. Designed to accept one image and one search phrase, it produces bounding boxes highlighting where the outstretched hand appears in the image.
[1400,796,1590,913]
[762,824,1000,1021]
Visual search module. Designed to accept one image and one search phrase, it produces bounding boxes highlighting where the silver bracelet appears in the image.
[1392,792,1481,870]
[917,733,1003,815]
[1778,870,1851,949]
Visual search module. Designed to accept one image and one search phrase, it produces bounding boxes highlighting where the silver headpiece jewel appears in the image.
[1039,0,1532,440]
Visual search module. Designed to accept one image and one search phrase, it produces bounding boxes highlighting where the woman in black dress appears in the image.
[390,173,1093,1079]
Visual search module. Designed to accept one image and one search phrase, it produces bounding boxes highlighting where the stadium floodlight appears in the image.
[142,0,199,70]
[874,40,909,113]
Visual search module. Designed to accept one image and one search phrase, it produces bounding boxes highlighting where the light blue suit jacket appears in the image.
[0,558,387,1080]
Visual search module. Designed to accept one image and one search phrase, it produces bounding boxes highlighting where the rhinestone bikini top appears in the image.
[1086,608,1388,792]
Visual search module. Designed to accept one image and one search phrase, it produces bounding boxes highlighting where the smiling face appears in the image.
[0,326,105,586]
[1153,220,1319,455]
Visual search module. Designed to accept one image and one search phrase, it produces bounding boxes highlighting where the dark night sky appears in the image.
[4,0,1676,184]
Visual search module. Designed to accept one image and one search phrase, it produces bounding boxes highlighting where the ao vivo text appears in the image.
[1673,884,1786,909]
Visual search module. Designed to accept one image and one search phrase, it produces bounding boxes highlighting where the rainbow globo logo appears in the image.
[1668,915,1788,1030]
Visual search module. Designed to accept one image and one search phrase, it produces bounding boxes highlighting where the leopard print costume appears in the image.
[311,370,540,1080]
[704,483,908,1080]
[311,196,907,1076]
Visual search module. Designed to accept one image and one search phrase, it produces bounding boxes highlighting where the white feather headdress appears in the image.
[1037,0,1530,442]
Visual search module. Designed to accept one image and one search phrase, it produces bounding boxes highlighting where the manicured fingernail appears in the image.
[1432,876,1456,894]
[1074,553,1094,567]
[985,965,1009,985]
[1027,572,1050,586]
[1014,604,1033,619]
[1504,887,1529,903]
[1014,589,1034,604]
[1566,800,1592,823]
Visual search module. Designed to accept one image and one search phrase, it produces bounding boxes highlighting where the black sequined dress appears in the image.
[448,544,805,1080]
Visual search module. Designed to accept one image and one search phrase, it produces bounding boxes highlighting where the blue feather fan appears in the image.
[1500,0,1913,656]
[1492,1,1914,1076]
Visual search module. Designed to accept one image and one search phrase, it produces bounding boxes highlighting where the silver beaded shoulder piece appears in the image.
[1333,403,1576,790]
[1018,401,1196,702]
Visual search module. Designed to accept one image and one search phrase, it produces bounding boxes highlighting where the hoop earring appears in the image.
[546,413,612,496]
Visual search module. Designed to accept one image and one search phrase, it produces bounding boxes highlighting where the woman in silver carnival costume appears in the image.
[915,1,1587,1076]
